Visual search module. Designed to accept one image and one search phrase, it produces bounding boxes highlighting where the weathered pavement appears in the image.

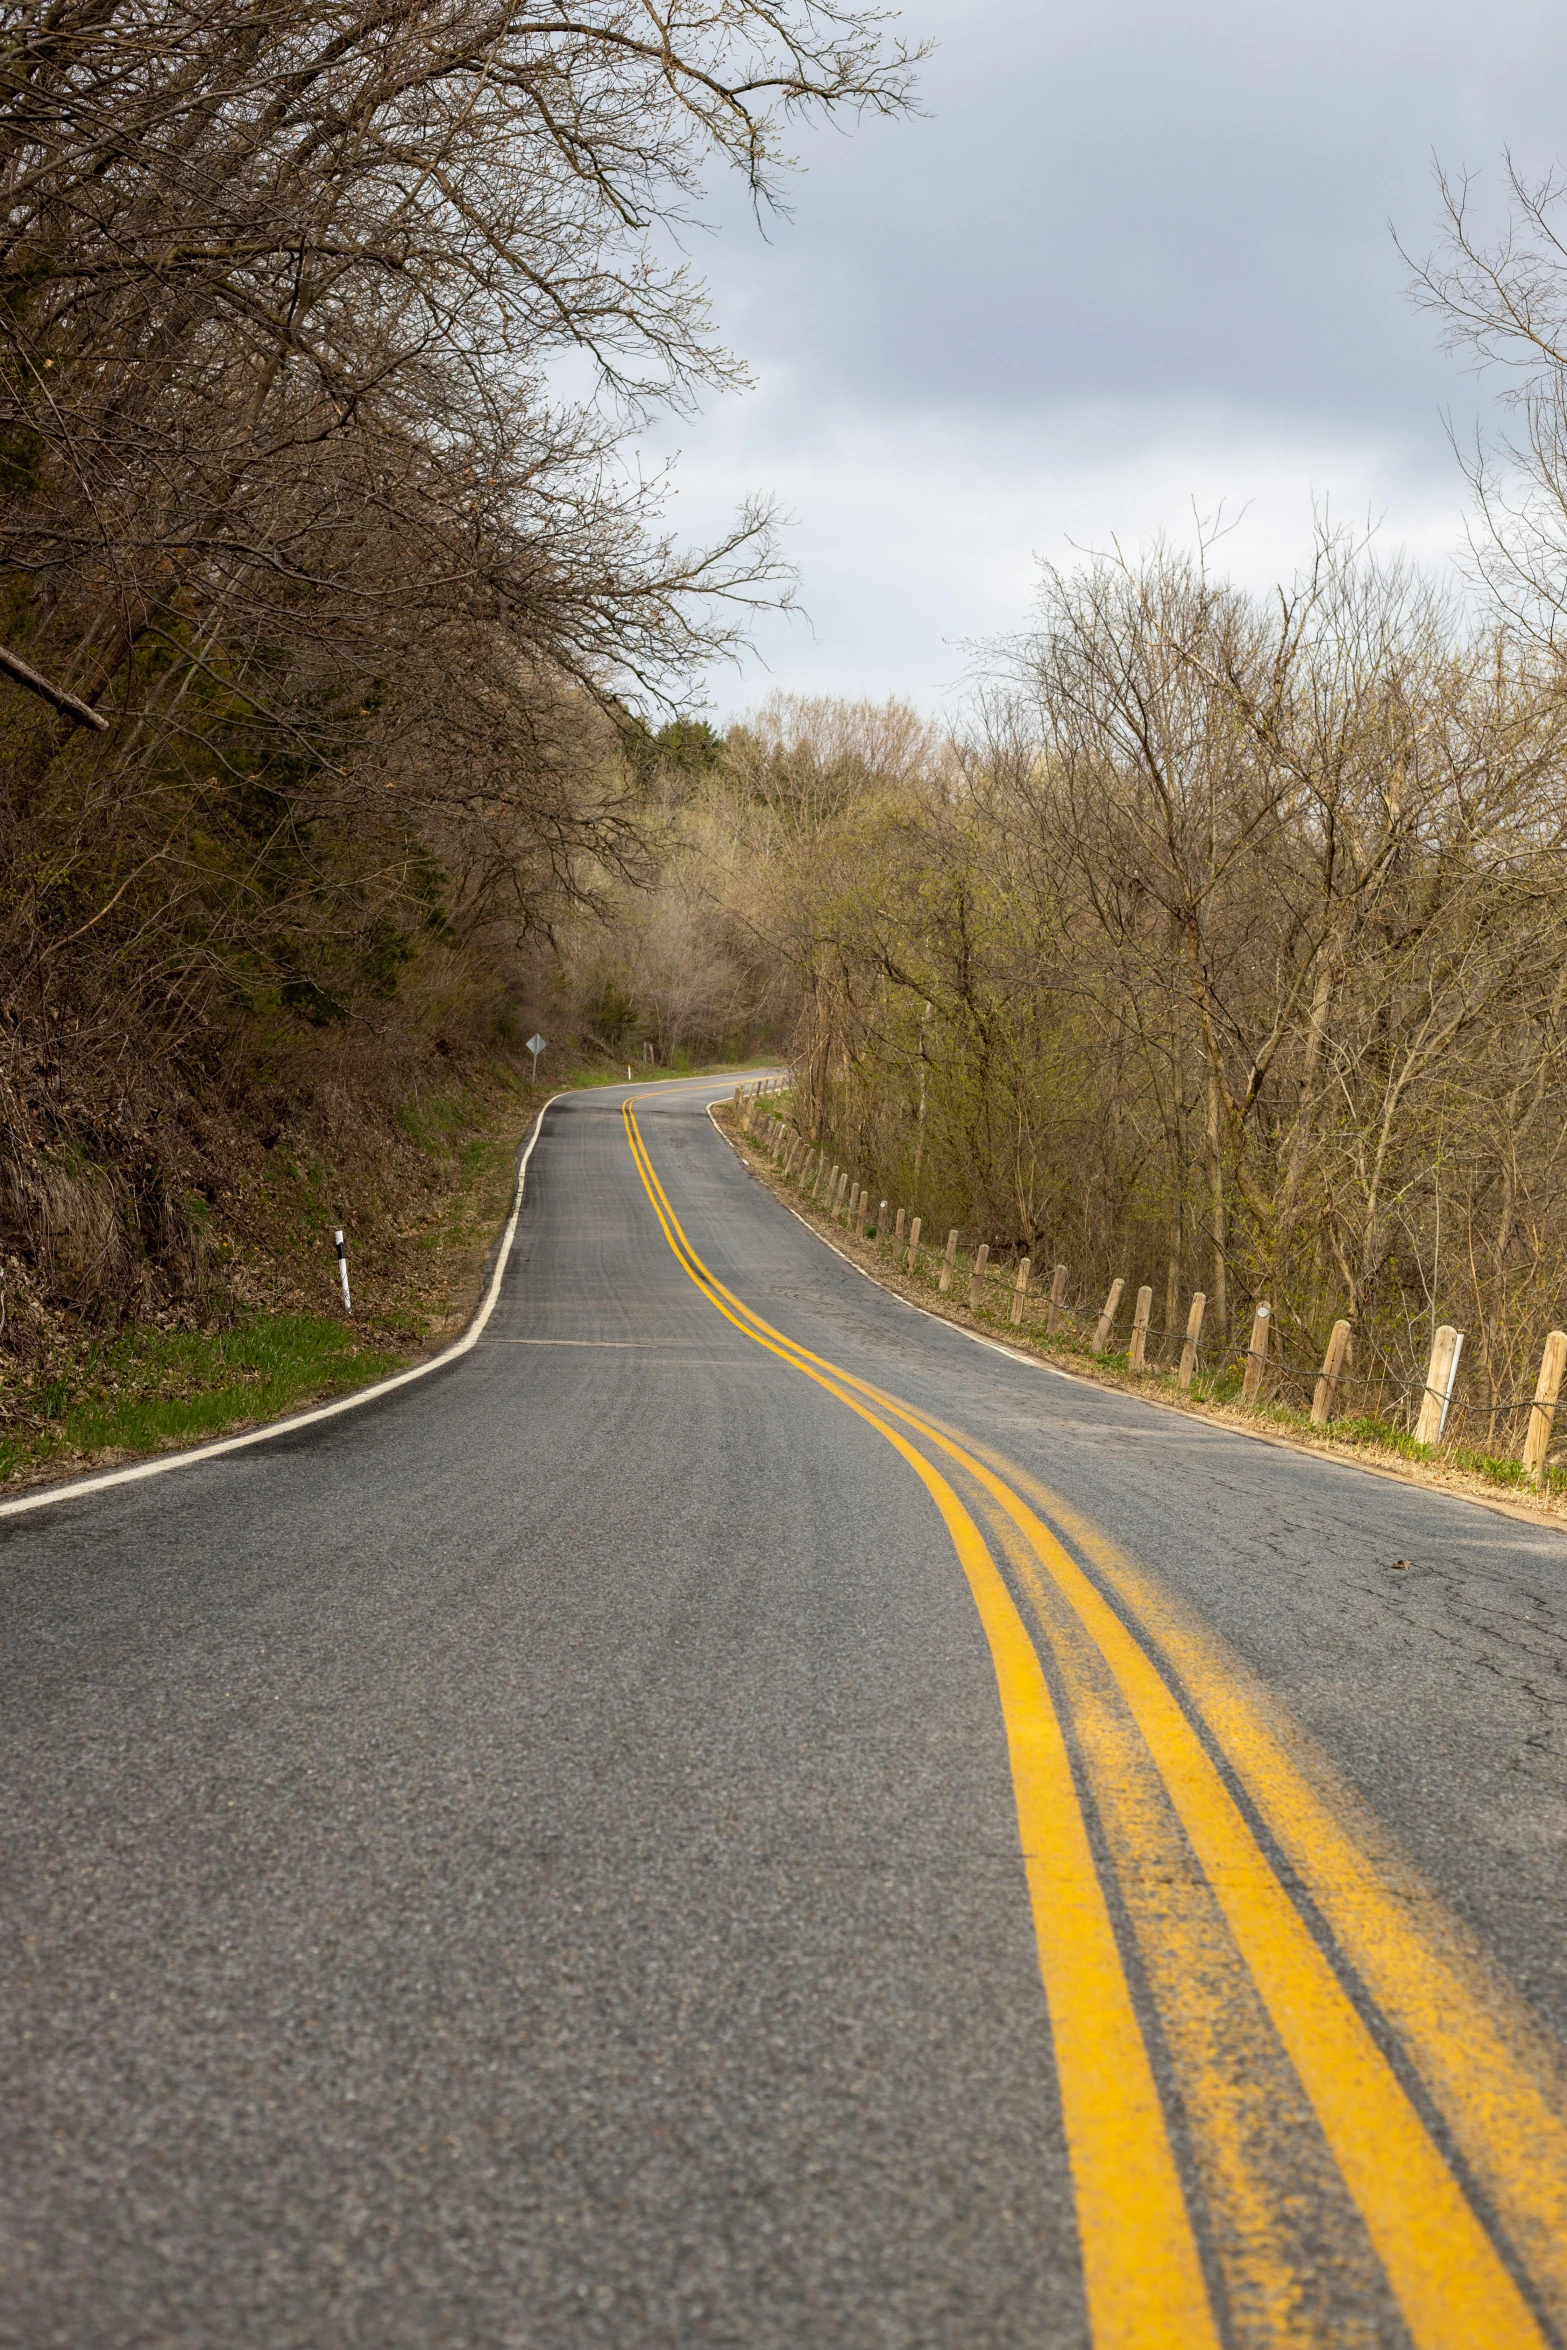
[3,1075,1566,2348]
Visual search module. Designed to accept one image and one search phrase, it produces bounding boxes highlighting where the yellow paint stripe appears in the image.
[984,1459,1567,2343]
[647,1171,1567,2331]
[621,1105,1218,2349]
[626,1104,1548,2350]
[969,1486,1389,2349]
[986,1485,1544,2350]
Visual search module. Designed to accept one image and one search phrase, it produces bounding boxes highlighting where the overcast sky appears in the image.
[635,0,1567,719]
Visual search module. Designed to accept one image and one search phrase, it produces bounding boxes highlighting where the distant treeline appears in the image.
[709,167,1567,1420]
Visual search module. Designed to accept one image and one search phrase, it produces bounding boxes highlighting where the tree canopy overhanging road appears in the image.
[4,1078,1567,2348]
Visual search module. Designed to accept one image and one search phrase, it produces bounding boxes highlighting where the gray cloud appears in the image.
[641,0,1567,707]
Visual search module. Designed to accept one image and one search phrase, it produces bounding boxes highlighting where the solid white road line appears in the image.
[0,1094,568,1521]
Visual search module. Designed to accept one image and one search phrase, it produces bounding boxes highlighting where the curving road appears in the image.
[4,1076,1567,2348]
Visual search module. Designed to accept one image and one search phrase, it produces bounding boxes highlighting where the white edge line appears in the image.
[707,1106,1567,1540]
[704,1101,1075,1383]
[0,1093,569,1521]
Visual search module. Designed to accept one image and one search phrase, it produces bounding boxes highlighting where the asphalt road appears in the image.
[4,1075,1567,2348]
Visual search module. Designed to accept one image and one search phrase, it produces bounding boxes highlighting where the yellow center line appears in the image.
[621,1102,1218,2349]
[965,1481,1389,2348]
[974,1448,1567,2346]
[624,1099,1550,2350]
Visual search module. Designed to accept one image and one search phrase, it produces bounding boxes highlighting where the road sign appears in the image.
[526,1032,546,1079]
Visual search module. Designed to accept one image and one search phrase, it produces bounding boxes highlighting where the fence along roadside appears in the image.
[735,1087,1567,1494]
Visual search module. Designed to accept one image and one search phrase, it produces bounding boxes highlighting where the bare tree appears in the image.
[0,0,919,1324]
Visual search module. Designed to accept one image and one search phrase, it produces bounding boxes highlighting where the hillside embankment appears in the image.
[0,1032,748,1492]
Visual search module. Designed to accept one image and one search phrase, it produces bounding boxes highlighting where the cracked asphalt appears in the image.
[3,1075,1565,2346]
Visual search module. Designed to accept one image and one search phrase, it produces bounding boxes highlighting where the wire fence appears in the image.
[731,1084,1567,1494]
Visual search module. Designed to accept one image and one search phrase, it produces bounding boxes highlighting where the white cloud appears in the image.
[617,0,1567,716]
[653,388,1471,719]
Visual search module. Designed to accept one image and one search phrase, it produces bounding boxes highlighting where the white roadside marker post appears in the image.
[1414,1324,1464,1446]
[334,1228,352,1313]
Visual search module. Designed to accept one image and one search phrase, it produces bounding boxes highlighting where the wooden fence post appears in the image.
[1310,1320,1352,1426]
[1011,1257,1032,1325]
[1047,1263,1068,1334]
[1127,1284,1153,1369]
[1522,1329,1567,1483]
[877,1201,889,1249]
[1414,1325,1463,1447]
[905,1215,921,1272]
[968,1243,989,1311]
[939,1228,960,1294]
[1177,1292,1205,1390]
[1092,1277,1125,1352]
[894,1207,906,1249]
[1241,1303,1271,1404]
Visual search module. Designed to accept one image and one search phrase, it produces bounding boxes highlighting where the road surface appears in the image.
[4,1075,1567,2348]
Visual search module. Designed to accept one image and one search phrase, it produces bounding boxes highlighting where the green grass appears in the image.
[1177,1398,1567,1498]
[1317,1411,1429,1459]
[0,1314,408,1485]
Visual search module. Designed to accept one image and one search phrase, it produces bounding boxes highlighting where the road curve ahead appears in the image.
[5,1078,1567,2349]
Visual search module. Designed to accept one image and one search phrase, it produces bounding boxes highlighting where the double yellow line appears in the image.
[623,1098,1567,2348]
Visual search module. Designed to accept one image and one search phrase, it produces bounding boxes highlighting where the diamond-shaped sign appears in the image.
[526,1033,546,1056]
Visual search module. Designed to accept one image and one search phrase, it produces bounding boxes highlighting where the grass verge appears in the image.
[0,1316,407,1486]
